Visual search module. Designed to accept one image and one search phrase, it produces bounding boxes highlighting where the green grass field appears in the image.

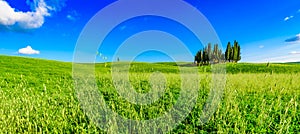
[0,55,299,133]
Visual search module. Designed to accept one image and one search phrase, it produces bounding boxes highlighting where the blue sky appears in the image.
[0,0,300,62]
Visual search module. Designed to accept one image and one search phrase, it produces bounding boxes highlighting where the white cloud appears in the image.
[66,15,75,21]
[66,10,79,21]
[284,15,294,21]
[242,37,300,63]
[284,9,300,22]
[261,54,300,63]
[259,45,264,49]
[289,51,300,55]
[285,33,300,43]
[18,46,40,55]
[0,0,52,30]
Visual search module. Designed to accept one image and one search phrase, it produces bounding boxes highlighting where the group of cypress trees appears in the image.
[194,43,223,66]
[194,40,241,66]
[225,40,241,63]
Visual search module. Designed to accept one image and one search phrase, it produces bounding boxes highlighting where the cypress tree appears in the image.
[232,40,238,62]
[237,45,241,62]
[225,42,231,62]
[218,48,223,62]
[203,49,208,65]
[200,50,203,65]
[207,43,212,63]
[195,50,203,66]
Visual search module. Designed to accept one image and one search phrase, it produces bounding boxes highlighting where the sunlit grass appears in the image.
[0,55,299,133]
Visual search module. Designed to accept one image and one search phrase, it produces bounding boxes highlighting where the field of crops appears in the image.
[0,55,299,133]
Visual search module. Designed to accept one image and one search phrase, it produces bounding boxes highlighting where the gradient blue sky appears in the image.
[0,0,300,62]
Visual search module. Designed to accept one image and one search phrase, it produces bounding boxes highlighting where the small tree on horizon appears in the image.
[237,45,241,62]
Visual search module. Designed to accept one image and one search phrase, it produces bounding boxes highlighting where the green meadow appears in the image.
[0,55,299,133]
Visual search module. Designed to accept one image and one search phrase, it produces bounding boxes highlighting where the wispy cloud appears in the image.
[285,34,300,43]
[242,37,300,63]
[259,45,264,49]
[66,15,75,21]
[0,0,66,31]
[289,51,300,55]
[66,10,79,21]
[262,54,300,63]
[284,15,294,21]
[284,9,300,21]
[18,46,40,55]
[38,0,66,12]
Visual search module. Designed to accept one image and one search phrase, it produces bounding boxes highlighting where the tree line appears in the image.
[194,40,241,66]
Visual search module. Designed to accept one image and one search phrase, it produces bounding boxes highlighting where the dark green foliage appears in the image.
[195,50,203,65]
[219,40,242,63]
[203,50,209,64]
[207,43,212,60]
[196,63,300,74]
[229,40,241,63]
[194,40,241,66]
[194,43,224,66]
[225,42,231,62]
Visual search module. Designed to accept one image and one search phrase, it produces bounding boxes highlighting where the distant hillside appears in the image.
[0,55,72,75]
[1,55,300,74]
[283,62,300,64]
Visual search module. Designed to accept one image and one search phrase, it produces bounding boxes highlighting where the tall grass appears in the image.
[0,55,299,133]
